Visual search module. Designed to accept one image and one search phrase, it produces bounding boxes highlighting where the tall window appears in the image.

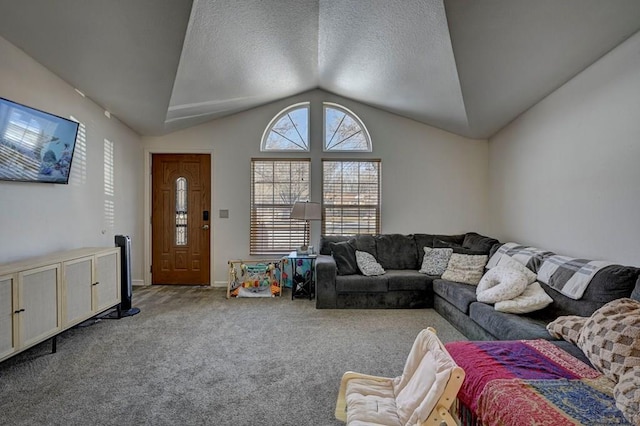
[261,102,310,151]
[251,159,311,254]
[322,160,381,236]
[323,103,371,152]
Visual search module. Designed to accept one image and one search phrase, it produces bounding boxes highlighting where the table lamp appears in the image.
[290,201,321,254]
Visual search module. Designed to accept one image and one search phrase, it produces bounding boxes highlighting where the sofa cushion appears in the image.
[321,235,350,255]
[386,270,433,291]
[476,266,528,304]
[494,282,553,314]
[433,238,485,255]
[469,302,552,340]
[375,234,418,270]
[352,234,378,258]
[413,234,435,264]
[433,234,465,246]
[614,367,640,426]
[419,247,453,276]
[336,274,388,293]
[433,279,477,314]
[462,232,499,253]
[582,265,640,304]
[356,250,385,276]
[330,241,358,275]
[546,315,589,345]
[441,254,488,285]
[577,298,640,383]
[538,265,640,319]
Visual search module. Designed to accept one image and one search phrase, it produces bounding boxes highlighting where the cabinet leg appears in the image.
[51,336,57,354]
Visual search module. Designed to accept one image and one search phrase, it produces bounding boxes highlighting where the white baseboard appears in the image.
[132,279,226,288]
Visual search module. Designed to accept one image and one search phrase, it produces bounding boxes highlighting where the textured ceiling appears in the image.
[0,0,639,139]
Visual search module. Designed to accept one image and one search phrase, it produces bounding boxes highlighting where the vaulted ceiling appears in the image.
[1,0,639,139]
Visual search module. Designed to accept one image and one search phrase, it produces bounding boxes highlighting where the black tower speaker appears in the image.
[114,235,140,317]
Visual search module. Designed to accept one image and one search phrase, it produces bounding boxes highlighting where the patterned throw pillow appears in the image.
[419,247,453,275]
[476,266,528,304]
[441,254,488,285]
[546,315,589,345]
[614,367,640,426]
[577,298,640,383]
[355,250,385,276]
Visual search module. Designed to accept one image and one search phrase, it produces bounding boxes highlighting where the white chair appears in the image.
[335,327,464,426]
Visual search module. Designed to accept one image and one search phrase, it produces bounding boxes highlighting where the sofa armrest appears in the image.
[316,254,338,308]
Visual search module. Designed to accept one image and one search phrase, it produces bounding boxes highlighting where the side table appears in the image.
[287,251,317,300]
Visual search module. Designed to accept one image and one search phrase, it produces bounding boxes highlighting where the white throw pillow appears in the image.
[494,282,554,313]
[497,255,537,285]
[355,250,385,276]
[441,254,488,285]
[419,247,453,275]
[476,266,528,304]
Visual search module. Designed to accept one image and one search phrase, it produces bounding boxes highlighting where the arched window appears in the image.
[323,103,371,152]
[261,102,310,151]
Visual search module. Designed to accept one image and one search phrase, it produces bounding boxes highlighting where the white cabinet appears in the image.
[94,250,120,313]
[18,263,62,348]
[0,274,16,360]
[63,250,120,328]
[0,247,121,363]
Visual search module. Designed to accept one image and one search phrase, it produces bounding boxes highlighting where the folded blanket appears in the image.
[537,255,612,300]
[486,242,554,272]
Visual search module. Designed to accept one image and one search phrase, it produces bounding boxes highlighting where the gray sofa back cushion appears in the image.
[375,234,418,270]
[539,264,640,318]
[462,232,500,253]
[414,234,436,264]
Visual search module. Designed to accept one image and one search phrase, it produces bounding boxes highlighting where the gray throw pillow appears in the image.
[329,241,358,275]
[419,247,453,275]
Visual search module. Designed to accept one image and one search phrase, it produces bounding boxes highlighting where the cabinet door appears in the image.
[94,251,120,312]
[63,256,93,326]
[0,275,17,360]
[18,264,61,348]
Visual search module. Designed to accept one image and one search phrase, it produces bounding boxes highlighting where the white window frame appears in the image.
[260,102,310,152]
[323,102,372,152]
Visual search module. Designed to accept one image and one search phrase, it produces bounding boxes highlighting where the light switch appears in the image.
[219,209,229,219]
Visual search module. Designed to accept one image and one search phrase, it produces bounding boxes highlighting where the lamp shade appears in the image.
[290,201,321,221]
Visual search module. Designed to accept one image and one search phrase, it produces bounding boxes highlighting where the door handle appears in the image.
[202,225,210,230]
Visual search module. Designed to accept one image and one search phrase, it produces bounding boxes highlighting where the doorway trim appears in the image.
[144,148,214,286]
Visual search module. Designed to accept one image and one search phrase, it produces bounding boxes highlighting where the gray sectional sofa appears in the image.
[315,232,499,309]
[316,232,640,363]
[433,247,640,361]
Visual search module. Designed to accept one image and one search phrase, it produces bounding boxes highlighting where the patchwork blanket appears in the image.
[445,339,630,426]
[537,255,613,300]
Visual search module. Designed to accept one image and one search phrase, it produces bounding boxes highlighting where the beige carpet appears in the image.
[0,285,466,425]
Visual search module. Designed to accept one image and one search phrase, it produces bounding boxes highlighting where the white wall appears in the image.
[143,90,489,285]
[0,36,145,280]
[489,31,640,266]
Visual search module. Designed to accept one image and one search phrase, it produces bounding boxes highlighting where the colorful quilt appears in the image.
[445,339,630,425]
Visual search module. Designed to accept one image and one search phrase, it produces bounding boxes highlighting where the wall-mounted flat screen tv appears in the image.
[0,97,79,184]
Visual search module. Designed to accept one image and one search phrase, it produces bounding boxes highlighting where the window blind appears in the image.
[322,159,381,236]
[250,158,311,254]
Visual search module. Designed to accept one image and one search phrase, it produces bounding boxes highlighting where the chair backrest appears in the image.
[393,328,465,425]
